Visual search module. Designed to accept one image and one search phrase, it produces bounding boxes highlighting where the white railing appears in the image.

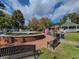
[64,29,79,32]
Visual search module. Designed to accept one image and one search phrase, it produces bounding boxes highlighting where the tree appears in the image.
[61,13,79,24]
[39,17,53,30]
[0,10,5,16]
[60,16,67,24]
[28,17,53,31]
[12,10,25,31]
[28,17,39,31]
[0,11,12,31]
[67,13,79,24]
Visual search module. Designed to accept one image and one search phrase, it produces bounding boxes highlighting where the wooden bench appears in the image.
[47,38,60,49]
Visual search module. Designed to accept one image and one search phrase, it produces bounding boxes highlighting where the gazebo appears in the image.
[61,17,79,32]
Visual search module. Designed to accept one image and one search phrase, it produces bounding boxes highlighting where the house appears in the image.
[61,17,79,32]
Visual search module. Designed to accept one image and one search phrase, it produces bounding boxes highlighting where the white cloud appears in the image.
[52,0,79,21]
[2,0,79,24]
[8,0,59,24]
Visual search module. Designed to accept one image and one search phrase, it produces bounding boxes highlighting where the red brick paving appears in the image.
[25,35,53,49]
[0,35,53,49]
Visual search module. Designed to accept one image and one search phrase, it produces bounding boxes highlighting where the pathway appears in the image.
[60,40,79,46]
[25,35,53,49]
[20,35,53,59]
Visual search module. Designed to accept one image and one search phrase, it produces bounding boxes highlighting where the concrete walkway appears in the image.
[19,56,35,59]
[60,40,79,46]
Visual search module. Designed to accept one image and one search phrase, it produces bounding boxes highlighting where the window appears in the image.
[77,26,79,29]
[69,26,76,29]
[63,26,68,29]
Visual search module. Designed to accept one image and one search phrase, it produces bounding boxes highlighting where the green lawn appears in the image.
[38,43,79,59]
[38,48,54,59]
[54,43,79,59]
[65,33,79,41]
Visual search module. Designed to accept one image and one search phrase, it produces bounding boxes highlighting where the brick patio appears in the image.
[25,35,53,49]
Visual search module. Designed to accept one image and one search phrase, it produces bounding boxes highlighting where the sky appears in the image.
[0,0,79,24]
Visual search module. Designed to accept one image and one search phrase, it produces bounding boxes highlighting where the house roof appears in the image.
[61,18,79,27]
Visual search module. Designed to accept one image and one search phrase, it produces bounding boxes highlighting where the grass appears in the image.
[65,33,79,41]
[38,43,79,59]
[38,48,54,59]
[54,43,79,59]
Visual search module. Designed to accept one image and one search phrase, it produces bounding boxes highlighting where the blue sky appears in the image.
[0,0,79,24]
